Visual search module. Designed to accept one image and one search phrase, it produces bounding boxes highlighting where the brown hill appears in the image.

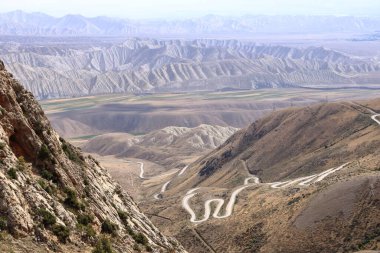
[138,98,380,253]
[169,100,380,190]
[0,60,185,252]
[81,124,238,167]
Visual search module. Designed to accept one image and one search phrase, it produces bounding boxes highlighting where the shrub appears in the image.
[117,210,129,223]
[39,167,54,181]
[37,179,55,195]
[38,144,50,160]
[125,224,134,236]
[132,232,148,246]
[84,225,96,239]
[287,197,301,206]
[0,217,7,231]
[64,187,84,210]
[62,143,82,163]
[38,208,56,227]
[38,165,60,183]
[34,121,44,135]
[7,168,17,180]
[52,224,70,243]
[0,231,6,241]
[77,222,96,242]
[133,243,141,252]
[92,236,114,253]
[77,213,94,226]
[17,156,27,171]
[84,186,91,197]
[0,142,5,150]
[101,220,117,235]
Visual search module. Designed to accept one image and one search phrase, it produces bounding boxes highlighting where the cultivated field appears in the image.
[41,88,380,138]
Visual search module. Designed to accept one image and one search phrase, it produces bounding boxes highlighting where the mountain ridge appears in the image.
[2,38,380,99]
[81,124,239,167]
[2,11,380,36]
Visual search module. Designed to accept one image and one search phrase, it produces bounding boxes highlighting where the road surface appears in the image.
[137,162,145,179]
[182,164,349,223]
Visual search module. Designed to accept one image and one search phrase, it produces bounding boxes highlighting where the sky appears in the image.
[1,0,380,19]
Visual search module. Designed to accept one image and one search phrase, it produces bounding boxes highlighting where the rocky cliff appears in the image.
[0,59,185,252]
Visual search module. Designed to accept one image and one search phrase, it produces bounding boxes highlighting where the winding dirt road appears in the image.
[153,165,189,199]
[270,163,348,188]
[181,111,380,223]
[182,165,349,223]
[372,114,380,125]
[182,179,259,223]
[137,162,145,179]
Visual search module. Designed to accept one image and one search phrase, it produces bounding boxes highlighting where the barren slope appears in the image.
[134,98,380,253]
[169,100,380,190]
[2,38,380,99]
[82,124,238,167]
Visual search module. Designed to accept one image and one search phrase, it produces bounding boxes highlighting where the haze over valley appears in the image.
[1,2,380,253]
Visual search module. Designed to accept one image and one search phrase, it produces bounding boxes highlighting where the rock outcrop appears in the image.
[0,59,185,252]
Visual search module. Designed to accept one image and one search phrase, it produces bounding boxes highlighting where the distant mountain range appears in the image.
[1,10,380,36]
[2,38,380,99]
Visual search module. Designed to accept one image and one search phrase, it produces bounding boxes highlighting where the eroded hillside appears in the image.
[81,124,238,167]
[2,39,380,99]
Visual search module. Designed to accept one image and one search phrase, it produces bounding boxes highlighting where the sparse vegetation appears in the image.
[356,225,380,250]
[38,166,59,183]
[34,121,44,135]
[101,220,118,235]
[37,179,55,194]
[38,208,56,227]
[64,187,84,211]
[77,213,94,226]
[146,245,153,252]
[38,144,50,160]
[133,243,141,252]
[287,197,301,206]
[17,156,27,171]
[7,168,17,180]
[84,185,91,197]
[132,232,148,246]
[52,224,70,243]
[62,142,82,163]
[92,236,114,253]
[0,216,8,231]
[117,210,129,223]
[82,224,96,240]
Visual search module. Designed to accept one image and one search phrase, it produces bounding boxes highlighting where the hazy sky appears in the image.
[2,0,380,19]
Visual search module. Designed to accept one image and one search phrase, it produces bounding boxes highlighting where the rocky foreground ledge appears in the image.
[0,59,186,252]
